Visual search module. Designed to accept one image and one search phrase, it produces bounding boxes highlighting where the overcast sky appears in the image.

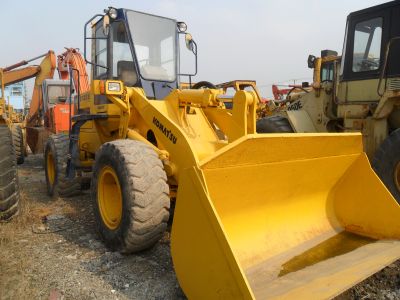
[1,0,389,97]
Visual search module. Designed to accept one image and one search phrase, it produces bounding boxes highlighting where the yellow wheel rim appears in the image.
[394,162,400,192]
[47,150,55,185]
[98,166,123,230]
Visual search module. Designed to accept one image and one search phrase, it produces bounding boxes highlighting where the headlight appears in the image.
[177,22,187,32]
[108,82,121,92]
[104,7,118,19]
[108,8,118,19]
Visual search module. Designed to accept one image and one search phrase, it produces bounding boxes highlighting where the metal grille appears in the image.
[387,78,400,91]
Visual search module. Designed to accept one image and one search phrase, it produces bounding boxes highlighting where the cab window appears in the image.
[321,62,334,82]
[111,22,138,86]
[47,85,69,105]
[94,26,108,78]
[352,17,382,72]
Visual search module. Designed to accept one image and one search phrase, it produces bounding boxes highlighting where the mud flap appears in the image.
[171,133,400,299]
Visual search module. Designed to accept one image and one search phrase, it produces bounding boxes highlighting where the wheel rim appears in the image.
[98,166,123,230]
[47,150,55,185]
[394,161,400,192]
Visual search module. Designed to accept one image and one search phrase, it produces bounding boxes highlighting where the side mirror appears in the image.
[307,55,316,69]
[185,33,194,52]
[179,31,198,78]
[103,15,110,36]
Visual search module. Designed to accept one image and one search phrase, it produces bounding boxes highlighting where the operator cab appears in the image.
[320,50,337,83]
[307,50,339,85]
[85,7,197,100]
[340,0,400,82]
[42,79,73,132]
[42,79,70,111]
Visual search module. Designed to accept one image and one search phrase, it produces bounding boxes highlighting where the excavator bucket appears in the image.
[171,133,400,299]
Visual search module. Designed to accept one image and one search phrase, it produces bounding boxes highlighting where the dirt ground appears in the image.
[1,154,400,300]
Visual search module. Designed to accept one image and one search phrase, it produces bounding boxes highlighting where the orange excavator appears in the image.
[24,48,89,153]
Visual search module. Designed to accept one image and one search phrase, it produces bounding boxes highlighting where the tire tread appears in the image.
[92,139,170,253]
[0,125,19,220]
[256,115,294,133]
[372,128,400,202]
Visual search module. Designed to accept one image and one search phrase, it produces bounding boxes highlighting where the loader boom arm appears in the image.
[103,84,258,182]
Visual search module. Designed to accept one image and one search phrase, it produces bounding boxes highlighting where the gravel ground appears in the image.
[0,154,399,299]
[0,154,184,300]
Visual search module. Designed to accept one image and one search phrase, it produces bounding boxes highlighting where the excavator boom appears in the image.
[0,52,54,90]
[57,48,90,94]
[1,66,40,86]
[0,52,52,87]
[26,51,57,127]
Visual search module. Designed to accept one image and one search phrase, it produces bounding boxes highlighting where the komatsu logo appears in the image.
[287,100,303,111]
[153,117,177,144]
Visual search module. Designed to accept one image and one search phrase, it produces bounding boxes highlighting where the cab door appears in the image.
[338,8,390,102]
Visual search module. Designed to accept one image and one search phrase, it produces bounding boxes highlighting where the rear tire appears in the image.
[372,128,400,203]
[11,124,24,164]
[256,115,294,133]
[0,125,19,220]
[92,140,170,253]
[192,81,217,89]
[44,133,81,197]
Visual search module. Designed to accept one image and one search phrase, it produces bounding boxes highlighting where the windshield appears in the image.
[47,85,69,105]
[127,11,177,82]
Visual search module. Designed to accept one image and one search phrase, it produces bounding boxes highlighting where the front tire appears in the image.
[0,125,19,220]
[92,140,170,253]
[372,128,400,202]
[44,133,81,197]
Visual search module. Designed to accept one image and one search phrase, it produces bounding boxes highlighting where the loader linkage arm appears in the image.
[121,85,259,174]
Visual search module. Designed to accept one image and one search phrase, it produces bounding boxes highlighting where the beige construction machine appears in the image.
[44,6,400,299]
[257,1,400,203]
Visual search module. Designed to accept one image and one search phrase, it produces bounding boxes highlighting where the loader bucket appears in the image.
[171,133,400,300]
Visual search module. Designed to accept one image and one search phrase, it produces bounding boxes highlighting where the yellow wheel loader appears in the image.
[47,7,400,299]
[258,1,400,204]
[0,65,26,220]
